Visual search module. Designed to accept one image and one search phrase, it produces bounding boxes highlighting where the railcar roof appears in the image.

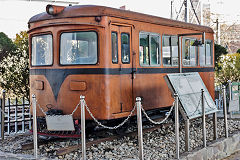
[28,5,213,33]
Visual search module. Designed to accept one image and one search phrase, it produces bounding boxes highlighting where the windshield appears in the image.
[31,34,53,66]
[60,31,98,65]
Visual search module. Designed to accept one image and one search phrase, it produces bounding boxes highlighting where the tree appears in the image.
[215,43,228,62]
[237,49,240,53]
[0,31,29,99]
[215,53,240,85]
[215,43,228,71]
[0,32,17,61]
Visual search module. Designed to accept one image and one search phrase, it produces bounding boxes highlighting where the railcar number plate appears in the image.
[46,115,75,131]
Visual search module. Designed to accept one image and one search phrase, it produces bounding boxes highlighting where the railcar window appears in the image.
[139,32,160,66]
[140,34,150,65]
[182,38,197,66]
[206,41,212,65]
[121,33,130,64]
[162,36,170,65]
[172,37,179,66]
[31,34,52,66]
[162,35,178,66]
[60,31,97,65]
[111,32,118,63]
[150,35,160,65]
[199,40,213,66]
[199,44,205,66]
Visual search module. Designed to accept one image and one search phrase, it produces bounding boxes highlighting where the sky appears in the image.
[0,0,240,39]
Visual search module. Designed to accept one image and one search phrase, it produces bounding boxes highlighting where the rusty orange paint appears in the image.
[28,5,215,120]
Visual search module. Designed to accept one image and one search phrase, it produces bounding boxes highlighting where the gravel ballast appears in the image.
[0,117,240,160]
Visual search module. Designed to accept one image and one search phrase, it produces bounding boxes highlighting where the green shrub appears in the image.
[215,53,240,85]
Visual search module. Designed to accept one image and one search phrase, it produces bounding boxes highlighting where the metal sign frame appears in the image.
[165,72,218,120]
[46,115,75,131]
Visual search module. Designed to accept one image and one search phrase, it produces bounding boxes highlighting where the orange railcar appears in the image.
[28,5,214,123]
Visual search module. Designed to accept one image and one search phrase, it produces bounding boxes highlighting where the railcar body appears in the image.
[28,5,214,122]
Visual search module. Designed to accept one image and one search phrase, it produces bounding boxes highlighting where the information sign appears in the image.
[165,72,218,119]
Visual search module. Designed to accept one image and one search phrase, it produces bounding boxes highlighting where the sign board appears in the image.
[165,72,218,119]
[229,93,240,112]
[46,115,75,131]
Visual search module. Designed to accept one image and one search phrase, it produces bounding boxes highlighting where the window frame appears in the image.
[31,33,53,67]
[162,34,179,67]
[198,39,214,67]
[121,32,131,64]
[59,30,98,66]
[182,37,198,67]
[199,41,205,66]
[111,31,118,64]
[204,40,213,66]
[139,31,161,67]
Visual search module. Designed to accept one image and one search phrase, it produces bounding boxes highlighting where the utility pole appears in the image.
[173,0,204,25]
[184,0,190,23]
[215,18,221,44]
[200,1,203,25]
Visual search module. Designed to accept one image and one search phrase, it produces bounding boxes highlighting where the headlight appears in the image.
[46,4,65,16]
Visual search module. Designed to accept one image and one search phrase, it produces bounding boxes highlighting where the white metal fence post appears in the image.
[15,98,18,133]
[185,119,190,152]
[29,100,32,130]
[213,112,218,140]
[22,97,25,132]
[136,97,143,160]
[222,86,228,138]
[1,90,5,140]
[201,89,206,148]
[32,94,38,159]
[7,98,10,134]
[228,80,232,118]
[80,95,86,160]
[174,93,179,159]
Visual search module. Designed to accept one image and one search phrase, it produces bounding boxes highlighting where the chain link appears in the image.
[188,92,217,117]
[37,103,47,116]
[84,100,136,130]
[71,102,81,116]
[35,100,80,117]
[203,94,217,110]
[141,100,175,125]
[188,93,202,117]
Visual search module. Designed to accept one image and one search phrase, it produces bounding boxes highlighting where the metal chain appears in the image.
[188,93,217,117]
[84,100,136,130]
[141,100,175,125]
[71,102,81,116]
[37,103,47,116]
[203,94,217,110]
[35,100,80,117]
[188,93,202,117]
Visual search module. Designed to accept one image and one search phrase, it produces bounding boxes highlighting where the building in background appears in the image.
[172,0,240,53]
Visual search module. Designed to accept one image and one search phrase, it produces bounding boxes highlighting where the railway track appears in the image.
[21,121,172,156]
